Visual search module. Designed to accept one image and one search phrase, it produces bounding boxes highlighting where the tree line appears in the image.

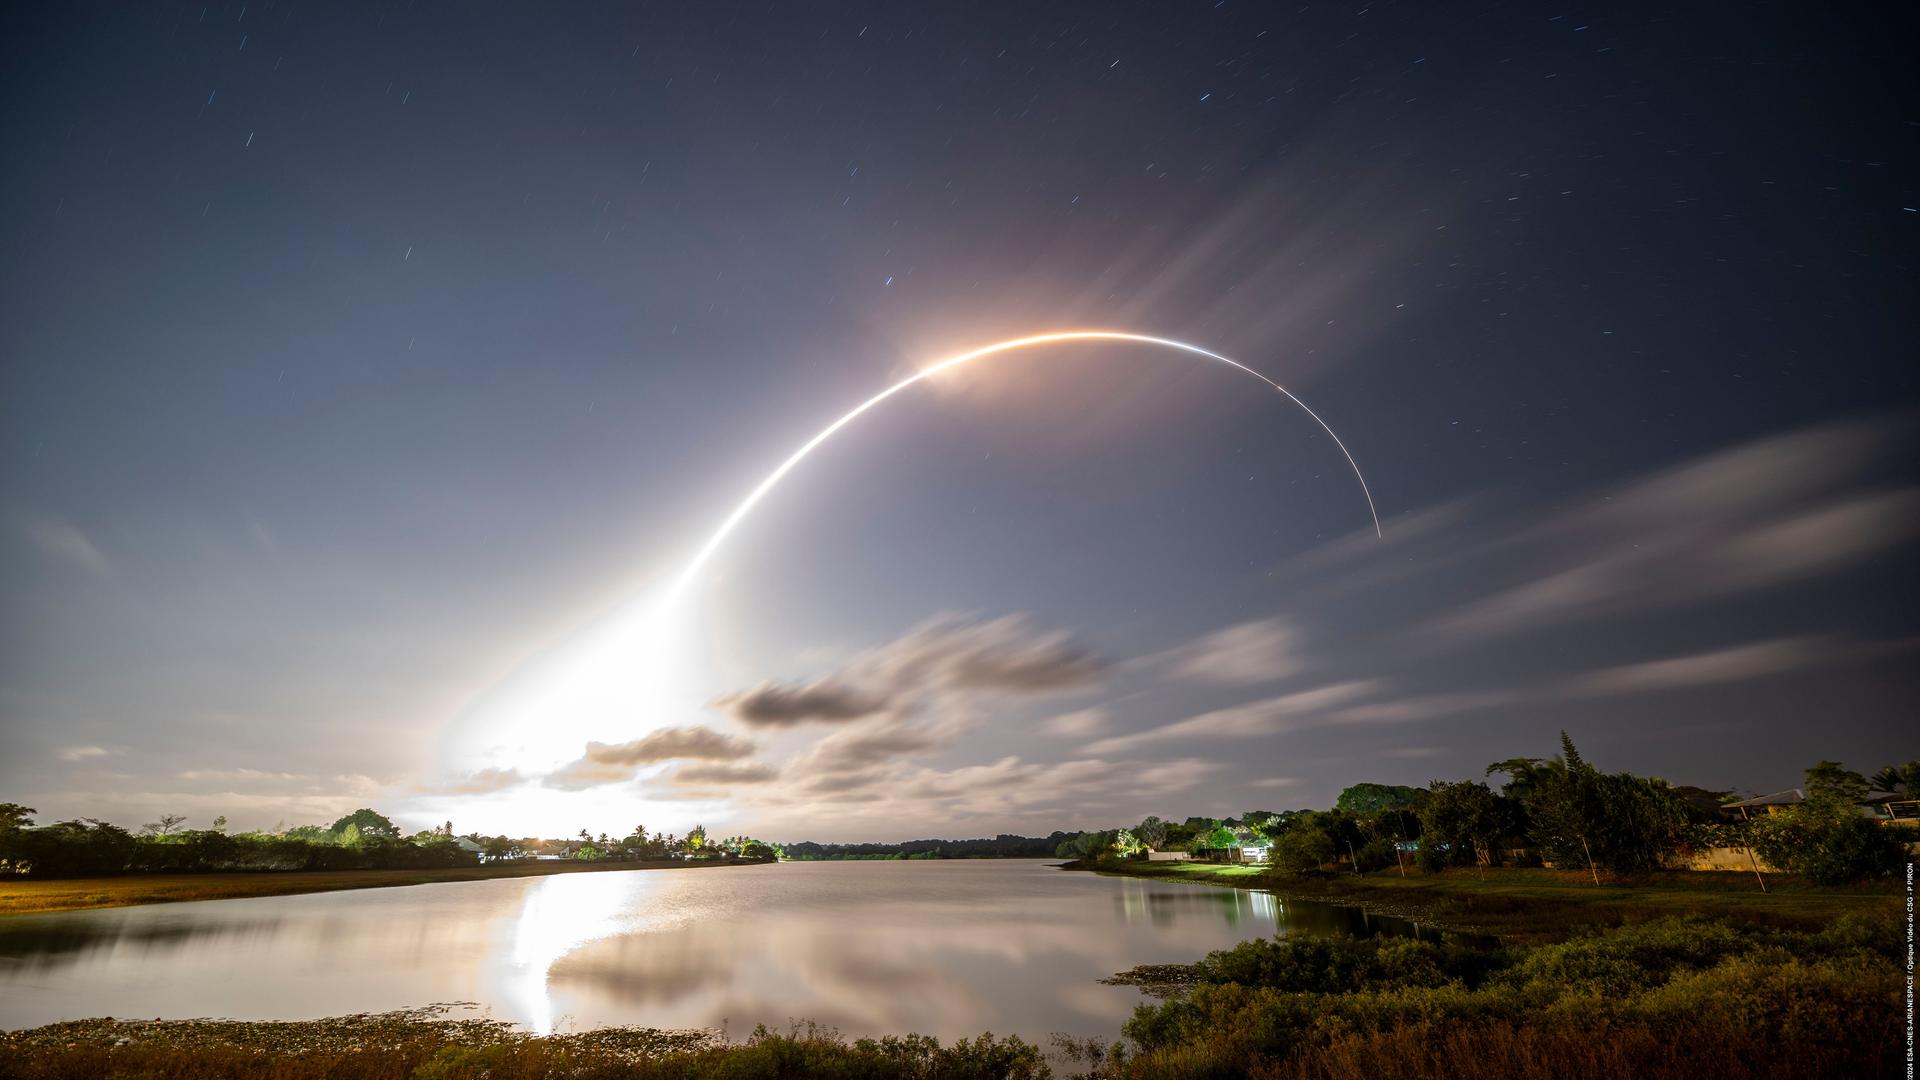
[1054,735,1916,885]
[0,806,475,878]
[0,807,778,879]
[778,833,1077,860]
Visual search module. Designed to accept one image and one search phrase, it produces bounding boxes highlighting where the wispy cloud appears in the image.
[177,767,302,783]
[1140,618,1302,685]
[1558,636,1915,697]
[713,613,1106,731]
[1419,418,1919,641]
[714,679,889,728]
[1084,680,1379,755]
[18,514,108,573]
[442,767,526,795]
[56,745,111,762]
[669,761,782,786]
[1041,707,1111,738]
[1322,690,1520,726]
[795,720,944,776]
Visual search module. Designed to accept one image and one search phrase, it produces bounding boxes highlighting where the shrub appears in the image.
[1115,915,1903,1079]
[1269,828,1336,874]
[1750,802,1906,884]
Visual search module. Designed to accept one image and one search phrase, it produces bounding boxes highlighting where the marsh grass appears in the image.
[1103,914,1902,1079]
[1256,1021,1884,1080]
[0,1015,1049,1080]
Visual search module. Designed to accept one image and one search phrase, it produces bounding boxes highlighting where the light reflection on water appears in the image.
[0,861,1439,1040]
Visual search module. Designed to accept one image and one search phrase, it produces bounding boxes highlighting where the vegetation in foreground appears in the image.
[0,1012,1048,1080]
[1,913,1900,1079]
[1084,912,1903,1079]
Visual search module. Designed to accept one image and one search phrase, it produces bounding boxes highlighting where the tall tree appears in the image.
[1135,816,1169,851]
[1417,780,1506,870]
[1803,761,1869,804]
[1335,783,1424,815]
[0,804,35,832]
[328,809,398,840]
[1559,731,1587,773]
[143,814,188,836]
[1867,760,1918,795]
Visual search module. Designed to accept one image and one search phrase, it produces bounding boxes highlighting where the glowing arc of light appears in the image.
[670,330,1380,601]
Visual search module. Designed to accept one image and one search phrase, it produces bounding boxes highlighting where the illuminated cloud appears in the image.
[1565,637,1840,696]
[870,614,1107,694]
[713,678,889,729]
[17,513,108,573]
[1321,691,1520,726]
[669,761,781,786]
[443,767,526,795]
[546,727,756,790]
[1707,492,1920,593]
[713,613,1107,730]
[799,721,944,775]
[177,767,302,784]
[56,745,111,762]
[1040,707,1111,738]
[1144,618,1302,685]
[751,753,1223,829]
[1420,418,1919,641]
[1083,680,1380,755]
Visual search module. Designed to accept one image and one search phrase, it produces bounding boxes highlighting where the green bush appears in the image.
[1352,838,1400,873]
[1269,828,1336,874]
[1750,803,1907,884]
[1115,915,1903,1078]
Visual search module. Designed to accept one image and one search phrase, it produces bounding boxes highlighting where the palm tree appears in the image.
[1868,760,1918,795]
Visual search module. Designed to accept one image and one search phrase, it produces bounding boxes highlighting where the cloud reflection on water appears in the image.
[0,862,1435,1040]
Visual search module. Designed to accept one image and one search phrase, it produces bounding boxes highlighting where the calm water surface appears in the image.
[0,861,1436,1039]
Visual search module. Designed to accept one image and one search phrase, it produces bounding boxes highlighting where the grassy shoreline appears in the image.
[1061,859,1902,941]
[0,858,770,918]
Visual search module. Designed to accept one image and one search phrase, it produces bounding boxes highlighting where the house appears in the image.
[1723,790,1804,819]
[1858,791,1920,824]
[1723,788,1920,824]
[1145,851,1192,862]
[1231,829,1271,863]
[1194,832,1270,864]
[1676,786,1920,871]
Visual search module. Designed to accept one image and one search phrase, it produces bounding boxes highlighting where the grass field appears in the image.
[1070,859,1902,940]
[0,858,767,917]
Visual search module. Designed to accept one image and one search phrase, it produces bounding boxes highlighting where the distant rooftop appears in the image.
[1723,789,1803,809]
[1724,788,1913,810]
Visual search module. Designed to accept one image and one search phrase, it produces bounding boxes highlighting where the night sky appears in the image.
[2,1,1914,840]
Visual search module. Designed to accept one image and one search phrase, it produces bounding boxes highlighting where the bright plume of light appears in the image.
[443,329,1380,815]
[671,329,1380,602]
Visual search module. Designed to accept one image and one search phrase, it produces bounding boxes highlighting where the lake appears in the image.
[0,860,1437,1040]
